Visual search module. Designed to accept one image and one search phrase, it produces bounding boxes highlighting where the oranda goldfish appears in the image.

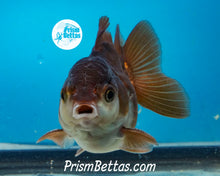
[37,16,189,156]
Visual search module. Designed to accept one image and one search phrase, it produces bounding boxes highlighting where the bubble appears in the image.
[214,114,219,120]
[138,106,142,114]
[37,54,45,65]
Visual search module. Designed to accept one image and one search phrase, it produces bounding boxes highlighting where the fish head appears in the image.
[59,57,124,133]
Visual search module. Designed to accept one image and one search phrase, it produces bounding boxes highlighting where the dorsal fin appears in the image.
[114,24,124,56]
[93,16,113,52]
[123,21,190,118]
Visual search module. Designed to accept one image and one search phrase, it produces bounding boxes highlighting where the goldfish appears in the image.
[37,16,189,156]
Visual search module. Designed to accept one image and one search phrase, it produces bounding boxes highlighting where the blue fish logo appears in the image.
[54,23,81,44]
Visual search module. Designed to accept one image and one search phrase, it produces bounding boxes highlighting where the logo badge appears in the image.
[52,19,82,50]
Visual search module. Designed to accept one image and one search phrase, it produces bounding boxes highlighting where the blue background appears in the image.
[0,0,219,144]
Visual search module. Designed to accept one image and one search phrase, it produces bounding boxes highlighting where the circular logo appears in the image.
[52,19,82,50]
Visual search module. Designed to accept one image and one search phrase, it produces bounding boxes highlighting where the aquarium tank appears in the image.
[0,0,219,175]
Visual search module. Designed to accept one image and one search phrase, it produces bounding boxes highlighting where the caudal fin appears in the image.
[123,21,190,118]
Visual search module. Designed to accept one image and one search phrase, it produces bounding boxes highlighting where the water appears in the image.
[0,0,219,175]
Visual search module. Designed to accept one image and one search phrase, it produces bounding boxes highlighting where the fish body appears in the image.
[38,17,189,156]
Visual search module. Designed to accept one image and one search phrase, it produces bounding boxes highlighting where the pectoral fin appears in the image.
[37,129,74,148]
[120,127,157,153]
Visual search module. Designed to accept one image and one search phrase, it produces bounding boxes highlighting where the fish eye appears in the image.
[61,90,67,102]
[105,88,115,102]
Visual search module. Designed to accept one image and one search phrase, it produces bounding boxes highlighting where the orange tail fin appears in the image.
[123,21,190,118]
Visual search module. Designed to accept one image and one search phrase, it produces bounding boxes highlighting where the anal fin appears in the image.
[75,148,85,157]
[120,127,157,154]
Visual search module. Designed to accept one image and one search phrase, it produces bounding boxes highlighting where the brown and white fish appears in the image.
[37,16,189,156]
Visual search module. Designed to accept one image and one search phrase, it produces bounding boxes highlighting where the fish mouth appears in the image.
[78,105,93,114]
[72,103,98,120]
